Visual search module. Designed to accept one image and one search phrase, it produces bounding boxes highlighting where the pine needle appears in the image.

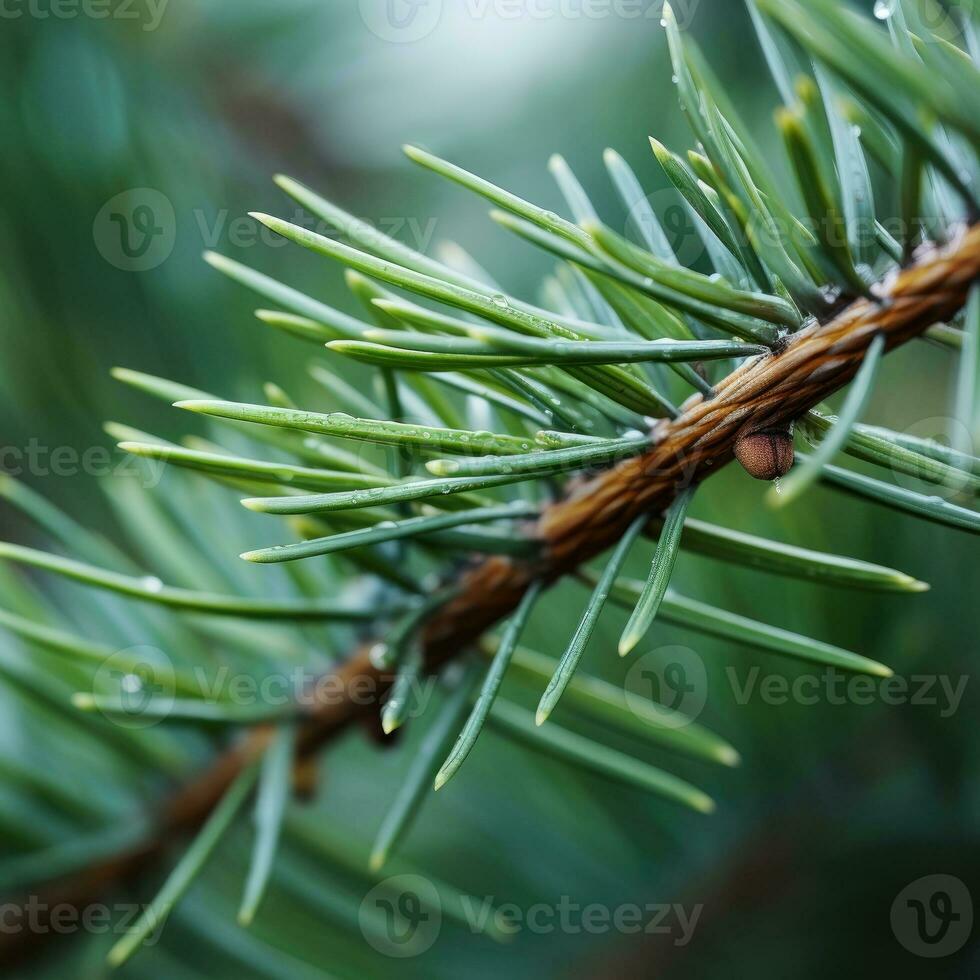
[619,488,696,657]
[490,699,715,813]
[107,761,259,967]
[243,503,538,564]
[239,725,296,926]
[370,661,483,870]
[537,514,647,726]
[953,285,980,457]
[0,543,389,620]
[771,333,886,505]
[435,580,543,790]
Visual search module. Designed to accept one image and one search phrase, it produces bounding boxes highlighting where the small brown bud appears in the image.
[734,428,794,481]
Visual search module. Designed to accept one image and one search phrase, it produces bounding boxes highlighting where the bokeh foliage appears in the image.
[1,2,978,977]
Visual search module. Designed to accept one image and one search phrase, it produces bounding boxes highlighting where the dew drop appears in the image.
[491,293,510,309]
[121,673,143,694]
[369,642,388,668]
[873,0,895,20]
[140,575,164,593]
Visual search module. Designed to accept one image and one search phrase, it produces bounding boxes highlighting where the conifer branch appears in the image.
[4,223,977,966]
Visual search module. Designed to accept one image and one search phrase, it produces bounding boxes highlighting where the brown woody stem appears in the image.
[3,224,978,964]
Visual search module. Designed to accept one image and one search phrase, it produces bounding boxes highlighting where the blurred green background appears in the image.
[1,1,976,977]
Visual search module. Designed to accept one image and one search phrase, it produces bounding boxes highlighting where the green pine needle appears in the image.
[619,488,696,657]
[771,333,886,506]
[203,251,363,330]
[380,646,425,736]
[584,219,799,331]
[175,399,536,456]
[817,460,980,535]
[371,588,461,673]
[368,318,765,366]
[675,517,927,592]
[426,433,650,479]
[107,761,259,968]
[860,426,980,477]
[536,514,647,726]
[243,503,537,564]
[603,147,676,260]
[72,694,297,725]
[371,661,483,869]
[241,472,531,516]
[0,542,388,621]
[800,413,980,497]
[953,285,980,457]
[497,639,739,767]
[435,580,544,790]
[119,441,396,495]
[490,699,715,814]
[239,725,296,926]
[649,136,756,286]
[777,106,872,299]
